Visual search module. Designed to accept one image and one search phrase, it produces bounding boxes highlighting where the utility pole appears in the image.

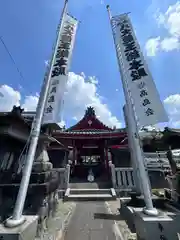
[5,0,68,227]
[107,5,158,216]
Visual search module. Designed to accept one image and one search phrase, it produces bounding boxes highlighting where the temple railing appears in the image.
[115,167,135,191]
[110,162,168,192]
[109,163,135,191]
[109,163,169,193]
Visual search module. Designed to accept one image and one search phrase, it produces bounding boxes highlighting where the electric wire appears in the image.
[0,35,26,83]
[0,36,34,173]
[17,135,31,174]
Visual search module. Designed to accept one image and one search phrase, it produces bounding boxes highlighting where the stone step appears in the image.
[65,193,114,201]
[69,181,112,189]
[64,188,116,201]
[70,188,111,195]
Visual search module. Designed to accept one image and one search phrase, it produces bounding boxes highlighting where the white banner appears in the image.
[42,14,78,124]
[111,14,168,128]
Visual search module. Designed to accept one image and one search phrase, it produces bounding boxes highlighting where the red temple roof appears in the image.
[67,107,113,132]
[52,107,127,140]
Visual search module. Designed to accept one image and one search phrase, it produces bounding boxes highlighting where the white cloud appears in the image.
[155,12,165,26]
[145,37,160,57]
[145,1,180,56]
[0,72,122,128]
[0,85,21,111]
[164,94,180,127]
[80,72,86,79]
[72,116,78,121]
[1,81,180,129]
[63,72,122,128]
[165,2,180,37]
[58,120,66,128]
[161,37,180,51]
[87,76,98,85]
[44,60,49,66]
[22,95,39,111]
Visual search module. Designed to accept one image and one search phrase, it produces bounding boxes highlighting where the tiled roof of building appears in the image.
[67,107,114,132]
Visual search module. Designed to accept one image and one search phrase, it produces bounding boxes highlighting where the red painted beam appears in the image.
[109,144,128,149]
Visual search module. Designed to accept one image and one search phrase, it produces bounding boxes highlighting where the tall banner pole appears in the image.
[107,5,158,216]
[123,105,141,194]
[6,0,68,227]
[42,14,78,125]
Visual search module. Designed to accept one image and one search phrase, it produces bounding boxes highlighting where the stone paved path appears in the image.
[63,202,117,240]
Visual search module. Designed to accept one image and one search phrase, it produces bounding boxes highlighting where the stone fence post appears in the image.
[109,161,116,188]
[65,164,70,189]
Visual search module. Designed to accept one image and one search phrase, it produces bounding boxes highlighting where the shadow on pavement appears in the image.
[94,212,121,221]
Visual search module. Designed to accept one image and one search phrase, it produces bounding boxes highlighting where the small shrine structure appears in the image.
[48,107,128,180]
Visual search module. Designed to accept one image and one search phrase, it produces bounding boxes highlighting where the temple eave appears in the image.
[52,133,126,139]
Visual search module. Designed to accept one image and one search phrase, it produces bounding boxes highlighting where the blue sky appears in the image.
[0,0,180,128]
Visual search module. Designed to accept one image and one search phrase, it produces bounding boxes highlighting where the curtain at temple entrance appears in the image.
[68,140,111,181]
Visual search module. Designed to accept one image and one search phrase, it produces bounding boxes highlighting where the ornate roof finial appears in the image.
[85,106,95,117]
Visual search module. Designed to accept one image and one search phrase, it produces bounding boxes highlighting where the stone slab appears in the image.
[134,210,179,240]
[0,215,38,240]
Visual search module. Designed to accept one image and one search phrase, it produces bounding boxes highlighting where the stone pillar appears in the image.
[108,150,112,162]
[64,150,68,166]
[65,164,70,189]
[33,139,52,172]
[103,140,108,169]
[72,142,77,165]
[37,196,49,236]
[105,148,109,169]
[48,192,54,217]
[72,148,75,164]
[99,141,104,163]
[109,161,116,188]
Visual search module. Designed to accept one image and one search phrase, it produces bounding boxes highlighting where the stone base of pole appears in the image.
[5,216,26,228]
[134,210,179,240]
[143,207,159,216]
[0,216,38,240]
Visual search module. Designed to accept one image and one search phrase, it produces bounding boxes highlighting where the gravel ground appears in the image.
[107,200,137,240]
[35,200,76,240]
